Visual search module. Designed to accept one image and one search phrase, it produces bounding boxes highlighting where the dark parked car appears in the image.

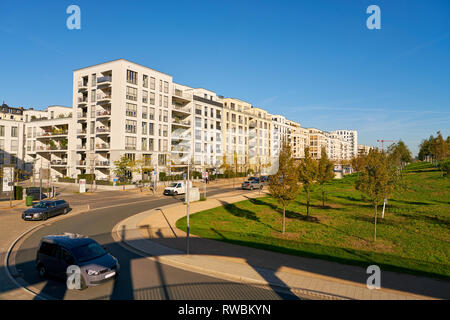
[242,180,263,190]
[26,187,47,201]
[36,233,120,290]
[22,200,69,221]
[248,176,260,182]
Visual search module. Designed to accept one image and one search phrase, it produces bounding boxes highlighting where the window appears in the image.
[125,136,137,149]
[141,138,147,150]
[142,90,148,104]
[142,106,147,119]
[159,94,162,107]
[92,74,97,86]
[90,121,95,134]
[143,75,148,88]
[149,107,155,120]
[11,126,18,137]
[150,77,155,90]
[204,107,208,117]
[163,110,168,122]
[126,86,137,101]
[0,126,4,136]
[91,89,96,102]
[195,130,201,140]
[149,138,154,151]
[163,96,168,108]
[195,106,202,115]
[150,92,155,105]
[164,81,169,94]
[142,122,147,134]
[159,79,162,92]
[195,143,201,152]
[125,120,137,133]
[127,69,137,85]
[126,103,137,117]
[163,125,168,137]
[195,117,201,128]
[11,140,18,152]
[149,123,154,135]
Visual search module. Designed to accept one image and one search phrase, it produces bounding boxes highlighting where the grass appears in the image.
[176,161,450,280]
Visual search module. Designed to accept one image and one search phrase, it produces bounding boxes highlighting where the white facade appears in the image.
[331,129,358,159]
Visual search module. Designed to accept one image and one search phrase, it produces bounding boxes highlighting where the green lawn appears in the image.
[176,161,450,280]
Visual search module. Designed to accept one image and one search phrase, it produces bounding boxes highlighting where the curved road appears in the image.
[10,187,303,300]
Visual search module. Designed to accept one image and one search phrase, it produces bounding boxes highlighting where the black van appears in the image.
[26,187,47,201]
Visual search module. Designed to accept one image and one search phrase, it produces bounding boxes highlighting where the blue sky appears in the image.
[0,0,449,155]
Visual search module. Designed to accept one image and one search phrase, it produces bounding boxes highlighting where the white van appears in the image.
[163,181,192,196]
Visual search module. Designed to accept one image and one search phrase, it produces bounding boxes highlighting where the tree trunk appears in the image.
[374,204,378,242]
[322,184,325,208]
[306,189,310,216]
[282,205,286,234]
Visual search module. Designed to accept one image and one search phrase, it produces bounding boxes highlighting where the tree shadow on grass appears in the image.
[389,199,434,206]
[395,212,450,228]
[246,197,320,223]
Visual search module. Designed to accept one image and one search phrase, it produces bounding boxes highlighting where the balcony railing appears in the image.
[78,97,88,103]
[37,145,68,151]
[173,89,192,101]
[77,129,87,135]
[125,145,136,150]
[97,76,112,84]
[172,119,191,126]
[172,104,191,113]
[96,110,111,117]
[95,161,110,166]
[77,160,86,166]
[78,81,88,88]
[76,145,87,150]
[96,143,110,149]
[96,127,111,133]
[97,94,111,101]
[50,160,68,166]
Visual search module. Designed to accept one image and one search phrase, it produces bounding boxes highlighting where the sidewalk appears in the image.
[114,189,449,300]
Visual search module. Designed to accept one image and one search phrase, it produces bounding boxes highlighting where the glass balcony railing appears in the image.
[97,76,112,84]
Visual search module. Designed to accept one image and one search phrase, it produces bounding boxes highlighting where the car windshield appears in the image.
[168,183,178,187]
[72,242,106,262]
[34,202,51,208]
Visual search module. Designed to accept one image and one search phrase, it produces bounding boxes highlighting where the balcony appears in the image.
[77,129,87,135]
[172,89,192,103]
[97,94,111,104]
[78,97,88,105]
[172,119,191,127]
[125,145,136,150]
[95,161,110,167]
[172,104,191,114]
[50,160,68,166]
[36,145,68,152]
[76,145,87,151]
[96,110,111,118]
[96,143,110,149]
[77,160,86,166]
[96,127,111,134]
[97,76,112,86]
[78,81,88,91]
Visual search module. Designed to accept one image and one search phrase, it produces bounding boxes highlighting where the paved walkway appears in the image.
[114,189,449,300]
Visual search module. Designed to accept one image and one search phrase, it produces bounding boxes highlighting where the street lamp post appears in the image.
[186,156,190,255]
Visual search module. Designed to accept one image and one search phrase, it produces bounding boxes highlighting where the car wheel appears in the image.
[42,213,48,221]
[38,264,47,278]
[63,208,68,214]
[173,191,178,196]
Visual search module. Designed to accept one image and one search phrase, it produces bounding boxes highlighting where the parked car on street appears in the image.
[36,233,120,290]
[242,180,263,190]
[248,176,260,182]
[22,200,69,221]
[25,187,47,201]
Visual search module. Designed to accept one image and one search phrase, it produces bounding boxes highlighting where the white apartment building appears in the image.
[357,144,372,156]
[331,129,358,159]
[1,59,362,183]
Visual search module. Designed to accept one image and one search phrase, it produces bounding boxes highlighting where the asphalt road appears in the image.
[10,187,303,300]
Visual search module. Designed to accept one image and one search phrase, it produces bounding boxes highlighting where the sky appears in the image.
[0,0,449,156]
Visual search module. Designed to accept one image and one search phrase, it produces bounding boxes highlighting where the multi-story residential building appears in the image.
[331,129,358,159]
[23,106,72,180]
[1,59,362,183]
[191,88,223,172]
[357,144,372,156]
[308,128,328,159]
[291,126,310,159]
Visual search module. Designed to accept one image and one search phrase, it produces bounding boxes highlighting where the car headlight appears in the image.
[86,269,99,276]
[33,213,41,218]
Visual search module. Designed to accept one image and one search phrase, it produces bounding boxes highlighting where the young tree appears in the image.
[351,154,367,174]
[268,142,300,234]
[355,149,400,242]
[113,155,135,185]
[433,131,448,163]
[418,136,433,161]
[298,147,318,216]
[387,140,412,169]
[317,147,335,207]
[133,157,154,192]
